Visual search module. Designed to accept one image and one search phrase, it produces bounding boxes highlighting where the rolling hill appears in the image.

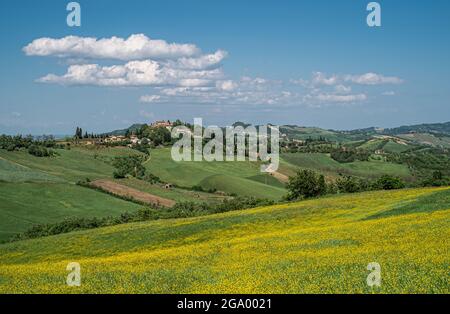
[144,147,286,200]
[279,152,412,180]
[0,187,448,293]
[0,146,232,241]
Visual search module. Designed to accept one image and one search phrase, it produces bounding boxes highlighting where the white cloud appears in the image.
[24,33,403,108]
[141,76,295,106]
[171,50,228,70]
[216,80,238,91]
[37,59,223,87]
[294,72,404,87]
[334,84,352,94]
[345,73,403,85]
[313,93,367,103]
[23,34,200,60]
[311,72,339,86]
[382,91,396,96]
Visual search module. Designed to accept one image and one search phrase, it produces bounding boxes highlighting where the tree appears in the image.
[74,127,83,139]
[336,175,362,193]
[112,156,146,179]
[141,126,172,146]
[286,169,327,200]
[373,175,405,190]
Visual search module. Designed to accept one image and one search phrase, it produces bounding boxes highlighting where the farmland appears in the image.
[114,177,228,204]
[0,187,448,293]
[0,143,289,242]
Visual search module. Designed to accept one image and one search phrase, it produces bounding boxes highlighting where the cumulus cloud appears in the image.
[28,34,228,88]
[23,34,200,60]
[37,59,223,87]
[311,72,339,86]
[170,50,228,70]
[24,34,403,108]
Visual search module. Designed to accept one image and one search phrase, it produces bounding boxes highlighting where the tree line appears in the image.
[0,134,61,157]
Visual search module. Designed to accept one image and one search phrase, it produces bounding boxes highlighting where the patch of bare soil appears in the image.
[90,179,176,208]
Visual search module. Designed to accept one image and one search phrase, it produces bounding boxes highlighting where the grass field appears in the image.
[145,148,286,200]
[0,149,116,182]
[0,182,142,241]
[0,157,64,183]
[280,153,412,180]
[381,141,412,153]
[0,187,448,293]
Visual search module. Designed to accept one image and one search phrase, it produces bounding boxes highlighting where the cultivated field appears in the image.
[90,179,176,207]
[0,187,448,293]
[114,177,229,204]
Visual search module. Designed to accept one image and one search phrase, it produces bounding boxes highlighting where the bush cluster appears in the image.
[286,169,409,200]
[10,197,273,242]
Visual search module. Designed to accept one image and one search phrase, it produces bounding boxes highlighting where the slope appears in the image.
[0,187,448,293]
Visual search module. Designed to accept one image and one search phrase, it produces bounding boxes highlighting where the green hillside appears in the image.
[144,148,286,199]
[280,125,352,142]
[0,158,63,183]
[0,187,448,293]
[0,149,113,182]
[280,153,412,179]
[0,182,142,241]
[381,140,412,153]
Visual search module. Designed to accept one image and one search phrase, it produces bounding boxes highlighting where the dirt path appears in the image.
[90,179,176,208]
[270,171,289,183]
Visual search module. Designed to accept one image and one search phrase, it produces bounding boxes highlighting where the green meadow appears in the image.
[0,182,142,241]
[279,152,412,179]
[144,148,286,199]
[0,187,448,293]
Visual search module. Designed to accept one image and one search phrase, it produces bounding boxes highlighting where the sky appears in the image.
[0,0,449,135]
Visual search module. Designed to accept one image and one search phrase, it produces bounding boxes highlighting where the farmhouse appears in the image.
[104,135,126,143]
[150,120,173,129]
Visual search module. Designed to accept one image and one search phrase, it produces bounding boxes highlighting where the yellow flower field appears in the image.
[0,187,449,293]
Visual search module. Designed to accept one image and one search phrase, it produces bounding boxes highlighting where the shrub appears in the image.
[421,171,450,187]
[286,169,327,200]
[10,197,273,241]
[336,175,362,193]
[112,155,146,179]
[28,144,55,157]
[373,175,405,190]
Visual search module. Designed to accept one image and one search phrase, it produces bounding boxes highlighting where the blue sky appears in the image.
[0,0,449,135]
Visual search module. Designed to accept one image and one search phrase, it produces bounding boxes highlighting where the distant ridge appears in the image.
[102,123,145,136]
[104,121,450,146]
